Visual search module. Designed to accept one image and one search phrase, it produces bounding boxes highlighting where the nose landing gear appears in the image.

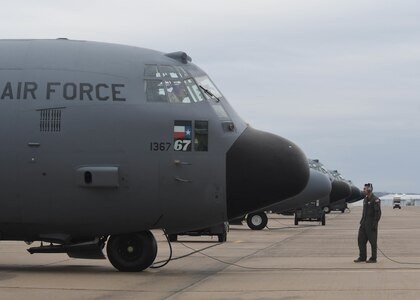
[106,231,157,272]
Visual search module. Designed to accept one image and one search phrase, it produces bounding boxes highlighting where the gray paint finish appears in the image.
[0,39,310,270]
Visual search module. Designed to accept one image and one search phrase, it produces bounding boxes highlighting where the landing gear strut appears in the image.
[106,231,157,272]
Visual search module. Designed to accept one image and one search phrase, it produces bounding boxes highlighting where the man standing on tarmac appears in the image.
[354,183,381,263]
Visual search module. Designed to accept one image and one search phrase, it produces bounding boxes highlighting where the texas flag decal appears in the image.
[173,125,192,139]
[174,121,192,151]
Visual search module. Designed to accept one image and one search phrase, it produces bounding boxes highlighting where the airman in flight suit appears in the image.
[354,183,381,263]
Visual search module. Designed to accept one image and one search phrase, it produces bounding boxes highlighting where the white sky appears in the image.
[2,0,420,192]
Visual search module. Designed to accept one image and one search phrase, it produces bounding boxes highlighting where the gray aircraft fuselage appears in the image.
[303,162,353,212]
[231,159,331,229]
[0,39,309,270]
[265,165,332,213]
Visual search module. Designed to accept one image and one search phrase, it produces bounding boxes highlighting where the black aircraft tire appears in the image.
[218,232,227,243]
[294,214,299,226]
[321,214,326,226]
[107,231,157,272]
[323,206,331,214]
[246,212,268,230]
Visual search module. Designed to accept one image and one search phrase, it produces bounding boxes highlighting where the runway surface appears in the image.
[0,206,419,299]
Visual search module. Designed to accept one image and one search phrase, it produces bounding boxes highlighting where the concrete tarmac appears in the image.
[0,206,419,299]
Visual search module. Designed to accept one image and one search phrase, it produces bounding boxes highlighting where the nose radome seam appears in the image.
[226,127,309,219]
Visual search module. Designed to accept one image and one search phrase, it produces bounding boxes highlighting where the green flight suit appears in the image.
[358,193,381,260]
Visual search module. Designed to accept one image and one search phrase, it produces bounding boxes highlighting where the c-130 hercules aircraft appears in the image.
[0,39,309,271]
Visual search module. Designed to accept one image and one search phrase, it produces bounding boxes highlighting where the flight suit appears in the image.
[358,193,381,260]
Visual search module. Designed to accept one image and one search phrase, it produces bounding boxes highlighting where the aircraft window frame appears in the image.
[194,75,222,100]
[144,80,167,102]
[183,64,203,77]
[194,120,208,152]
[159,65,180,79]
[183,65,224,99]
[144,64,206,104]
[184,78,205,102]
[144,65,162,78]
[176,66,189,78]
[165,80,193,103]
[310,162,322,171]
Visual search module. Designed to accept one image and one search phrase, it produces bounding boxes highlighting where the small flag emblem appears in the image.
[174,125,192,139]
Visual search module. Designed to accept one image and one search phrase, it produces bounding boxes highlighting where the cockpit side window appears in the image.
[144,80,167,102]
[144,65,161,78]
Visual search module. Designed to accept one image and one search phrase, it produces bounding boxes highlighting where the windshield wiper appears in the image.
[199,85,220,102]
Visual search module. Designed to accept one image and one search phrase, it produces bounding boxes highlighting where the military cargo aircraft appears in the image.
[286,165,357,225]
[327,180,364,213]
[231,159,332,230]
[346,181,364,203]
[0,39,309,271]
[285,161,352,214]
[321,170,352,213]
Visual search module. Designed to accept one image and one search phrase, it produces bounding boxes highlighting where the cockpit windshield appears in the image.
[194,75,222,100]
[144,64,222,104]
[308,160,328,174]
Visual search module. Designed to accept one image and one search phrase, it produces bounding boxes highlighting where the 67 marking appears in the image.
[174,140,191,151]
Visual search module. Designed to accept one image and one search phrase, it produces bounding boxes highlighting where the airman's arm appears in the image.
[374,198,381,222]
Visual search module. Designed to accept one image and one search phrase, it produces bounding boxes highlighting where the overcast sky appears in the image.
[2,0,419,192]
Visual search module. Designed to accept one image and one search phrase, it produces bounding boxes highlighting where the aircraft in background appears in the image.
[281,161,357,216]
[0,39,310,271]
[289,164,361,225]
[321,170,354,213]
[328,179,364,212]
[230,159,332,230]
[284,160,352,215]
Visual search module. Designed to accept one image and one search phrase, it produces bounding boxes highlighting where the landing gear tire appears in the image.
[218,224,228,242]
[323,206,331,214]
[106,231,157,272]
[321,213,326,226]
[246,212,268,230]
[294,214,299,226]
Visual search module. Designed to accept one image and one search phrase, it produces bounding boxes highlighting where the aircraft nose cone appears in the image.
[346,186,364,203]
[264,168,332,213]
[226,127,309,219]
[329,181,352,203]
